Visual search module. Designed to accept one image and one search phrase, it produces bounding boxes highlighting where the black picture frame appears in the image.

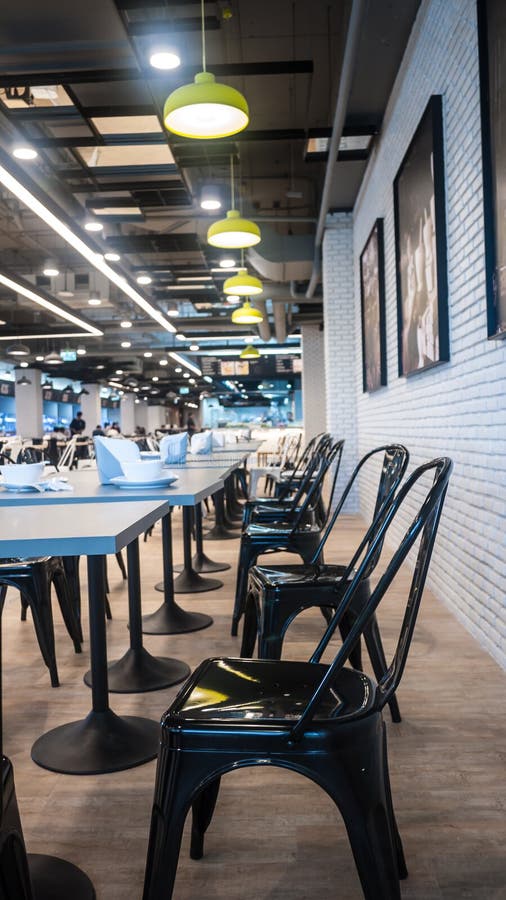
[477,0,506,339]
[394,94,449,376]
[360,219,387,392]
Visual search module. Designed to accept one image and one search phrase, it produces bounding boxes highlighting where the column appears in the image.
[120,394,135,435]
[301,323,326,439]
[322,212,358,510]
[14,367,43,438]
[80,384,102,435]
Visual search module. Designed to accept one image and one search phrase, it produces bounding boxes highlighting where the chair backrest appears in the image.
[277,433,330,500]
[310,444,409,565]
[288,449,339,532]
[288,456,452,741]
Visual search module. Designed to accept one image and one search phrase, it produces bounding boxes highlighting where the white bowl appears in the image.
[121,460,164,482]
[0,462,45,485]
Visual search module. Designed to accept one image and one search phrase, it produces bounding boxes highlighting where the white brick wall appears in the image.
[322,215,359,510]
[350,0,506,668]
[301,323,327,440]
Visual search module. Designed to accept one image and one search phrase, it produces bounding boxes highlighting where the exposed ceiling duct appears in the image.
[273,301,288,344]
[247,227,315,283]
[253,299,271,342]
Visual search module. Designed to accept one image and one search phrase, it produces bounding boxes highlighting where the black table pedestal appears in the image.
[157,507,223,594]
[143,511,213,635]
[204,489,241,541]
[84,538,189,692]
[31,556,159,775]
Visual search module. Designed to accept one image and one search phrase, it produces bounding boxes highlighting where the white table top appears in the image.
[0,499,170,556]
[0,466,226,507]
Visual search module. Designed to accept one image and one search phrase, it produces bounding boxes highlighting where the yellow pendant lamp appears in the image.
[207,156,261,249]
[231,301,264,325]
[223,267,263,296]
[240,344,260,360]
[163,1,249,139]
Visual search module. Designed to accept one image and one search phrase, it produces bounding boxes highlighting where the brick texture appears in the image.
[301,323,327,440]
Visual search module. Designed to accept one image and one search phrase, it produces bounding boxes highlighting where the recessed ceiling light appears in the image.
[104,252,121,262]
[133,387,139,392]
[35,355,44,362]
[77,345,87,356]
[121,340,131,348]
[19,361,29,368]
[183,372,190,378]
[200,185,222,211]
[43,266,59,277]
[120,320,132,328]
[189,343,200,351]
[143,351,153,358]
[137,274,152,285]
[167,308,179,316]
[88,296,102,306]
[225,294,241,304]
[149,50,181,70]
[152,375,159,382]
[175,333,186,341]
[12,146,38,161]
[84,220,103,232]
[159,358,168,366]
[175,367,182,373]
[115,369,124,375]
[219,258,236,268]
[58,289,74,298]
[189,377,196,384]
[96,364,105,370]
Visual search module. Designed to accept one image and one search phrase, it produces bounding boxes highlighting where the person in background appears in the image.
[106,422,123,438]
[70,411,86,436]
[186,414,197,438]
[92,424,105,436]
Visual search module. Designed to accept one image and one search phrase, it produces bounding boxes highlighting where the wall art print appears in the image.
[393,94,449,375]
[360,218,387,392]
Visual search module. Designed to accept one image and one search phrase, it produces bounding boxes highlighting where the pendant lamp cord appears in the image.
[230,154,235,209]
[201,0,207,71]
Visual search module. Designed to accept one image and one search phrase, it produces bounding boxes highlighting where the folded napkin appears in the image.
[190,431,212,455]
[159,432,188,465]
[211,430,226,449]
[42,478,74,492]
[94,436,140,484]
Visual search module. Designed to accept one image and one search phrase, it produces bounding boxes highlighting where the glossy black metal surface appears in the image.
[142,457,452,900]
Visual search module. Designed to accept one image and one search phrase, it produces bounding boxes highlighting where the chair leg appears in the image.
[338,612,363,670]
[363,616,402,723]
[20,596,28,621]
[190,777,221,860]
[29,573,60,688]
[105,594,113,620]
[231,541,257,636]
[239,592,259,657]
[115,551,127,580]
[51,569,83,653]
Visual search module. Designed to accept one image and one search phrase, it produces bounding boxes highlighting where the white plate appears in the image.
[110,475,178,489]
[1,482,45,492]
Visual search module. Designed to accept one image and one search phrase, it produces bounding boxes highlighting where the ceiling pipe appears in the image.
[254,299,271,342]
[273,301,287,344]
[306,0,366,299]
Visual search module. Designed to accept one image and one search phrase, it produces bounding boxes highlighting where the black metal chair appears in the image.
[240,445,409,723]
[231,442,344,636]
[0,557,82,687]
[142,457,452,900]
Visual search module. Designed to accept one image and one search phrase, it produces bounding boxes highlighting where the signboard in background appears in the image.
[220,360,250,376]
[60,349,77,362]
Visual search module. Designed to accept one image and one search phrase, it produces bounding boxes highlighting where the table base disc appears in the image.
[29,854,95,900]
[141,601,213,635]
[192,552,231,573]
[31,709,159,775]
[202,525,241,541]
[169,570,223,594]
[83,647,190,693]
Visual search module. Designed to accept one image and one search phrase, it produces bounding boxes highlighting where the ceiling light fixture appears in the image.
[169,352,202,376]
[12,146,38,161]
[189,343,200,351]
[16,374,32,386]
[207,156,260,249]
[175,367,182,373]
[136,274,152,285]
[143,351,153,358]
[76,345,87,356]
[121,340,131,348]
[44,350,64,365]
[166,307,179,316]
[19,361,29,368]
[240,344,260,360]
[159,358,168,366]
[200,185,222,211]
[43,264,59,277]
[219,257,236,268]
[149,49,181,70]
[163,0,248,139]
[6,342,30,356]
[35,355,44,362]
[120,320,132,329]
[225,294,241,304]
[104,252,121,262]
[84,220,103,232]
[0,161,176,333]
[223,268,263,296]
[0,271,102,336]
[175,333,186,341]
[231,301,264,325]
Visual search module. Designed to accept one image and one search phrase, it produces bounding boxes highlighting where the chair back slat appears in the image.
[288,457,452,741]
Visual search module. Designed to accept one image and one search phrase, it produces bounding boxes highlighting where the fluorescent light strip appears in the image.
[0,163,176,335]
[0,332,100,341]
[177,276,213,282]
[0,273,102,336]
[168,352,202,376]
[164,284,209,291]
[199,347,302,356]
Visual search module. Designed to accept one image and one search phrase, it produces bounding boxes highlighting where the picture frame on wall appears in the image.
[477,0,506,339]
[360,218,387,392]
[393,94,449,376]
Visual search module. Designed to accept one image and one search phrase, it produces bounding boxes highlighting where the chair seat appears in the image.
[168,657,375,725]
[0,557,52,569]
[245,521,318,538]
[250,562,350,588]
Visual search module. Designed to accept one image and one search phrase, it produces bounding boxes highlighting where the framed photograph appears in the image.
[477,0,506,338]
[360,218,387,392]
[394,94,449,376]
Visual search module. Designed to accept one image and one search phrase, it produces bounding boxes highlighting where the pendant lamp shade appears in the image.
[163,72,249,140]
[207,209,261,249]
[223,267,263,296]
[240,344,260,359]
[231,301,264,325]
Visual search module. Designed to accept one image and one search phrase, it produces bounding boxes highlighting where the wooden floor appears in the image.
[2,508,505,900]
